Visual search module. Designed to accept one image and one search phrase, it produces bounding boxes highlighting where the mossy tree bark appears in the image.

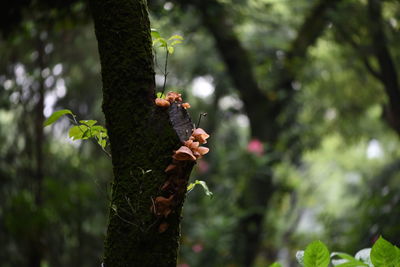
[90,1,193,266]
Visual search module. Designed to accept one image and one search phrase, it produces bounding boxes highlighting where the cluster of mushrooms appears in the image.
[155,91,191,109]
[152,91,210,233]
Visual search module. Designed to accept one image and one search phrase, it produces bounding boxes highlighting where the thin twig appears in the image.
[196,113,208,128]
[161,48,169,96]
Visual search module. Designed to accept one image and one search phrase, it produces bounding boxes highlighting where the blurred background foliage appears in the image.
[1,0,400,266]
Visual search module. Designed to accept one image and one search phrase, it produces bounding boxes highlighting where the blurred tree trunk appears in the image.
[173,0,340,265]
[367,0,400,136]
[90,0,193,266]
[29,34,46,267]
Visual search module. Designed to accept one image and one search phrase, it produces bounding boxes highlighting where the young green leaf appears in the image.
[69,125,88,140]
[304,241,330,267]
[268,263,282,267]
[167,46,174,54]
[100,139,107,148]
[168,34,184,41]
[335,262,369,267]
[153,37,167,48]
[43,109,73,127]
[79,120,98,127]
[156,92,166,99]
[151,29,161,39]
[371,236,400,267]
[331,252,369,267]
[187,180,213,197]
[170,40,182,46]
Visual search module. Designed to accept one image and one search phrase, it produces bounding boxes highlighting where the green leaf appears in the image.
[156,92,166,99]
[153,37,167,47]
[69,125,88,140]
[79,120,97,127]
[331,252,369,267]
[304,241,330,267]
[43,109,73,127]
[170,40,182,46]
[187,180,213,197]
[168,34,184,41]
[371,236,400,267]
[151,29,161,39]
[167,46,174,54]
[100,139,107,148]
[268,263,282,267]
[81,128,92,139]
[335,262,369,267]
[354,248,372,266]
[91,125,107,134]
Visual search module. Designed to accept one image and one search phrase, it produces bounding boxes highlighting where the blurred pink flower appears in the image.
[177,264,190,267]
[192,243,203,253]
[247,138,264,156]
[197,160,210,174]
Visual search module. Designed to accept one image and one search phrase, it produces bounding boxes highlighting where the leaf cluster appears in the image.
[151,29,183,54]
[44,109,110,154]
[270,236,400,267]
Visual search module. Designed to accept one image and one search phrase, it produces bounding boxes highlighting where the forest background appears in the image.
[1,0,400,266]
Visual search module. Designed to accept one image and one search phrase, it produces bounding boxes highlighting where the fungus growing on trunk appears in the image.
[155,98,171,107]
[192,128,210,144]
[173,146,197,161]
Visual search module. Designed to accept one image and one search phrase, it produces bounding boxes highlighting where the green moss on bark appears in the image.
[90,0,192,266]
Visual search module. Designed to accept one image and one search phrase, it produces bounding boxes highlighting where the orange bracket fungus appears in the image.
[152,91,210,233]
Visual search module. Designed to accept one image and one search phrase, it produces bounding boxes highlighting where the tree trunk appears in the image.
[29,33,46,267]
[367,0,400,135]
[90,1,194,266]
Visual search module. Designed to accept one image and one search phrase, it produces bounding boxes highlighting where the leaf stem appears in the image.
[161,48,169,96]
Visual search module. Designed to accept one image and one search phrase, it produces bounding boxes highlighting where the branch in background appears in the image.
[333,23,383,81]
[367,0,400,135]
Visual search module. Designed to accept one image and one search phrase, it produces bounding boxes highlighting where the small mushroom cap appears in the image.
[184,140,199,150]
[165,164,177,173]
[189,141,200,150]
[155,98,170,107]
[182,102,191,109]
[193,151,201,158]
[184,139,193,147]
[172,146,196,161]
[161,180,171,191]
[196,146,209,156]
[192,128,210,144]
[154,195,174,217]
[166,91,182,102]
[158,222,169,233]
